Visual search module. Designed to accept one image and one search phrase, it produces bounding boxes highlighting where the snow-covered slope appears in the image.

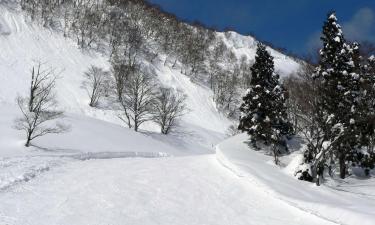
[218,32,300,77]
[0,5,232,153]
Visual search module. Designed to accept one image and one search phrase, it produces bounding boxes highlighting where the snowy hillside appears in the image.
[217,31,300,77]
[3,3,372,225]
[0,5,233,153]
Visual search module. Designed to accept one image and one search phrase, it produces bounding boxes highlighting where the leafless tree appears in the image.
[14,63,68,147]
[284,64,331,184]
[118,67,156,132]
[153,88,187,134]
[111,55,135,103]
[83,65,109,107]
[27,62,56,112]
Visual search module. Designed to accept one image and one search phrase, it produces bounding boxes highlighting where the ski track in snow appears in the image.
[0,150,171,192]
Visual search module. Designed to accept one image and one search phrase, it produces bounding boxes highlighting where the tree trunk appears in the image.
[25,134,31,147]
[134,119,138,132]
[339,153,346,179]
[172,58,177,68]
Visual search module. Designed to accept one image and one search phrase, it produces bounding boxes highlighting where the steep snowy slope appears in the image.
[0,5,233,153]
[218,32,300,77]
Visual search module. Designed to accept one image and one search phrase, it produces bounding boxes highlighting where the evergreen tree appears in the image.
[314,12,366,179]
[239,43,290,153]
[359,55,375,175]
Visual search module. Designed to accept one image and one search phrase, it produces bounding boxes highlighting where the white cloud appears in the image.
[306,7,375,54]
[343,7,375,43]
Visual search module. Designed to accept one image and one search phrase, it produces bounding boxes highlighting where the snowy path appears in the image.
[0,155,335,225]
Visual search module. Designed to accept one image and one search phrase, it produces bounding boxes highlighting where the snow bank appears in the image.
[216,133,375,225]
[71,151,170,160]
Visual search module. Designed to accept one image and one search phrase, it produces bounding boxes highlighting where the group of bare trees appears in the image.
[83,63,187,134]
[153,88,187,134]
[114,67,187,134]
[15,60,187,147]
[117,68,156,132]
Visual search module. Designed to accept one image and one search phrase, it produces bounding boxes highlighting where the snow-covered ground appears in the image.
[0,104,340,225]
[0,154,337,225]
[1,4,373,225]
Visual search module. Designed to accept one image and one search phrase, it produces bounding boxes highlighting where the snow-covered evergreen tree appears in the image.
[238,43,290,153]
[314,12,366,179]
[359,55,375,175]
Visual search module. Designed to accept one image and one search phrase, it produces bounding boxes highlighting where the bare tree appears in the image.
[14,63,68,147]
[28,62,56,112]
[83,65,109,107]
[153,88,187,134]
[118,68,156,132]
[284,64,331,184]
[111,55,134,103]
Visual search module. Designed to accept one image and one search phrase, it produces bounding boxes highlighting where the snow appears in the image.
[217,31,300,77]
[329,14,337,20]
[0,4,370,225]
[0,155,336,225]
[217,133,375,225]
[0,13,11,35]
[0,105,179,157]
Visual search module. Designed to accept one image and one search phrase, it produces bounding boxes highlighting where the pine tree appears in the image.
[239,43,290,154]
[314,12,366,179]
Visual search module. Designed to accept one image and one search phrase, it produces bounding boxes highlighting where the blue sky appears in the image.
[148,0,375,57]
